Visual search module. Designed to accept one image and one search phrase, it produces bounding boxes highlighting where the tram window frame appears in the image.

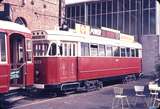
[81,42,90,56]
[106,46,113,56]
[26,39,32,63]
[72,44,76,56]
[135,49,139,57]
[99,44,106,56]
[139,49,142,58]
[0,32,7,63]
[131,49,135,57]
[49,43,57,56]
[121,48,126,57]
[33,41,49,56]
[90,44,98,56]
[68,43,72,56]
[113,46,120,57]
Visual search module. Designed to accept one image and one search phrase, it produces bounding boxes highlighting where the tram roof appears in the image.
[32,30,142,49]
[0,20,31,34]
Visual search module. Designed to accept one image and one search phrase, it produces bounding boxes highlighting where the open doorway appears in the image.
[10,33,26,87]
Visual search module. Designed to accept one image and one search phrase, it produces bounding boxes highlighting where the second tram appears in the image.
[32,30,142,91]
[0,20,34,93]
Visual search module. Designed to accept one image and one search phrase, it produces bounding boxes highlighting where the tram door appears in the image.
[10,34,26,87]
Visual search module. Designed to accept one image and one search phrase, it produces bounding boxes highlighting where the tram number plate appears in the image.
[10,70,20,79]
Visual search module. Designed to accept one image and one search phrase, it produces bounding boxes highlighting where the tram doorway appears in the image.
[9,34,26,88]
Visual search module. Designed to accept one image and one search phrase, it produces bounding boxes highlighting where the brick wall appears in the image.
[1,0,61,30]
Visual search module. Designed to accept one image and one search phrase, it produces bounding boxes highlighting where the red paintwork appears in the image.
[34,57,77,85]
[35,56,141,85]
[78,57,141,80]
[26,64,34,86]
[0,29,34,93]
[0,65,10,93]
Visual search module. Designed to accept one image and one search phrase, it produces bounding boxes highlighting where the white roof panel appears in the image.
[0,20,31,33]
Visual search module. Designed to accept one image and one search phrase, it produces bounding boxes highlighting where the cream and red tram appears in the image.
[0,20,34,93]
[32,30,142,91]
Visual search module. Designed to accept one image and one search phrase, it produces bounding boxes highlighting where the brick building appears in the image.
[0,0,65,30]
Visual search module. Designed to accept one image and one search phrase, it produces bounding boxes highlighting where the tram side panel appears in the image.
[57,57,77,83]
[26,63,34,86]
[34,57,77,85]
[0,65,10,93]
[78,57,142,81]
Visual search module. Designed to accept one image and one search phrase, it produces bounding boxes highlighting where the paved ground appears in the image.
[0,77,159,109]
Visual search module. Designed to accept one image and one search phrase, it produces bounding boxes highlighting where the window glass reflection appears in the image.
[150,9,156,34]
[143,10,149,34]
[150,0,156,8]
[143,0,149,9]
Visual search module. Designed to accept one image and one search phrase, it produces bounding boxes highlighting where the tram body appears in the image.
[0,20,34,93]
[32,30,142,91]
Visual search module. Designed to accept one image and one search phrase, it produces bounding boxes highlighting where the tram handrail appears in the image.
[11,63,26,71]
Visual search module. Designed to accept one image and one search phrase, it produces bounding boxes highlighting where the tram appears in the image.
[32,29,142,92]
[0,20,34,94]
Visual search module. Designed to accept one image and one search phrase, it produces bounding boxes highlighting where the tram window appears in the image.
[49,43,57,56]
[99,44,106,56]
[64,43,67,56]
[113,46,120,57]
[0,32,6,63]
[81,42,90,56]
[121,48,126,57]
[26,40,32,62]
[68,44,72,56]
[59,44,63,56]
[91,44,98,56]
[73,44,76,56]
[131,49,135,57]
[33,42,49,56]
[135,49,139,57]
[106,46,113,56]
[126,48,130,57]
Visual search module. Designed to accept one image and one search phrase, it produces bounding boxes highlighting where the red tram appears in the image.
[0,20,34,93]
[32,29,142,91]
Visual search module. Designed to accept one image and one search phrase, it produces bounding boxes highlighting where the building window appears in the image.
[143,0,149,9]
[131,0,136,10]
[21,0,27,6]
[102,1,106,13]
[143,10,149,34]
[113,0,118,12]
[119,0,124,11]
[150,9,156,34]
[15,17,27,27]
